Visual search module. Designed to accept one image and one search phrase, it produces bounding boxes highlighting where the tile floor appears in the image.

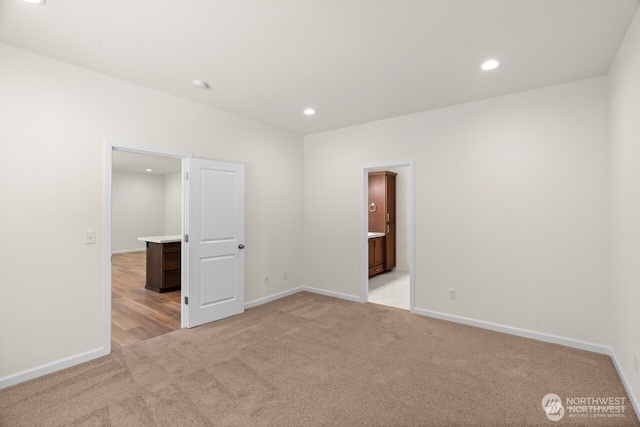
[368,269,410,310]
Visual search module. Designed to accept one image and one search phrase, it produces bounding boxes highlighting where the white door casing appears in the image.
[184,158,245,327]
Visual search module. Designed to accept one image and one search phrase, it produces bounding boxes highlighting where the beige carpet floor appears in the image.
[1,292,637,426]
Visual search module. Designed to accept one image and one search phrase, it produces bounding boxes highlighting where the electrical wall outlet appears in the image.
[634,351,638,374]
[85,230,96,245]
[264,275,269,285]
[449,288,456,300]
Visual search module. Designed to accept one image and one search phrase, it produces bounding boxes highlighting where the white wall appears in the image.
[304,77,610,345]
[0,43,303,380]
[112,170,166,253]
[610,6,640,409]
[112,171,182,253]
[164,172,182,235]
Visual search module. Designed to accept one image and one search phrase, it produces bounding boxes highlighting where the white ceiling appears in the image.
[1,0,638,135]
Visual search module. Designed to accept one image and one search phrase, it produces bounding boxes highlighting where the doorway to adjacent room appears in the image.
[108,143,188,350]
[104,140,247,353]
[361,161,415,311]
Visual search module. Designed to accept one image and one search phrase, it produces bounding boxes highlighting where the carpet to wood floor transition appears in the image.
[1,292,637,426]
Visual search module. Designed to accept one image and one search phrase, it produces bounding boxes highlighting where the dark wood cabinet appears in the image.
[144,240,181,293]
[368,236,385,277]
[368,171,397,273]
[384,222,396,271]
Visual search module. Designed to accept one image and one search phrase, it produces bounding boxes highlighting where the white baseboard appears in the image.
[0,347,108,390]
[609,348,640,422]
[245,286,361,310]
[111,248,145,255]
[245,287,303,309]
[412,307,610,355]
[301,286,362,303]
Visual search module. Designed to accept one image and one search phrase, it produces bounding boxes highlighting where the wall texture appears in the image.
[304,76,610,346]
[164,172,182,236]
[0,43,303,380]
[112,170,166,253]
[610,6,640,409]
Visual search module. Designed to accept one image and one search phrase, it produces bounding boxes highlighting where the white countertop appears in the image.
[368,232,385,239]
[137,234,182,244]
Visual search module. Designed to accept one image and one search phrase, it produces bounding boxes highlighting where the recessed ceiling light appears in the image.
[481,59,500,71]
[192,80,209,90]
[303,108,316,116]
[23,0,46,4]
[146,169,153,172]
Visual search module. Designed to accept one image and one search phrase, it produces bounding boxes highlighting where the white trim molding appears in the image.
[301,286,362,303]
[413,307,610,354]
[610,348,640,422]
[111,248,146,255]
[245,286,361,310]
[245,287,304,309]
[0,347,107,390]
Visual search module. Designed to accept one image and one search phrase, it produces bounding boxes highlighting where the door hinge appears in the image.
[184,234,189,242]
[184,171,189,181]
[184,296,189,305]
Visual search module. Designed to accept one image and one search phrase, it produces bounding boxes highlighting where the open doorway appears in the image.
[361,161,415,311]
[111,150,183,349]
[104,141,192,353]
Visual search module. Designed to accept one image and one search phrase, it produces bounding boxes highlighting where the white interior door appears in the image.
[184,158,245,328]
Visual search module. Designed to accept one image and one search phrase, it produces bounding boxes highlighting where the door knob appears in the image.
[238,244,245,249]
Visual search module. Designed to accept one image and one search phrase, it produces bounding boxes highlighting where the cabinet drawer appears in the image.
[163,242,181,253]
[162,270,181,287]
[369,264,384,277]
[162,251,180,271]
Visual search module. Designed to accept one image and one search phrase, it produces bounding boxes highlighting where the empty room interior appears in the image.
[2,0,640,425]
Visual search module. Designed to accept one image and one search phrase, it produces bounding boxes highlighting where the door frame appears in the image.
[360,160,415,311]
[103,139,193,353]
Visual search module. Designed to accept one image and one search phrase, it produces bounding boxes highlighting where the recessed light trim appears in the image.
[192,80,209,90]
[481,59,500,71]
[303,108,316,116]
[23,0,46,4]
[146,169,153,172]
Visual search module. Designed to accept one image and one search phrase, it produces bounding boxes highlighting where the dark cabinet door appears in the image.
[368,238,375,267]
[368,237,385,277]
[145,241,181,293]
[385,173,396,223]
[369,170,397,274]
[384,223,396,271]
[368,173,386,233]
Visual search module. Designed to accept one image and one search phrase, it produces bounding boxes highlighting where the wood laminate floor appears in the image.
[111,251,181,350]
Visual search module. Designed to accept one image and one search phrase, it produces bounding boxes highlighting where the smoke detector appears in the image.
[192,80,209,90]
